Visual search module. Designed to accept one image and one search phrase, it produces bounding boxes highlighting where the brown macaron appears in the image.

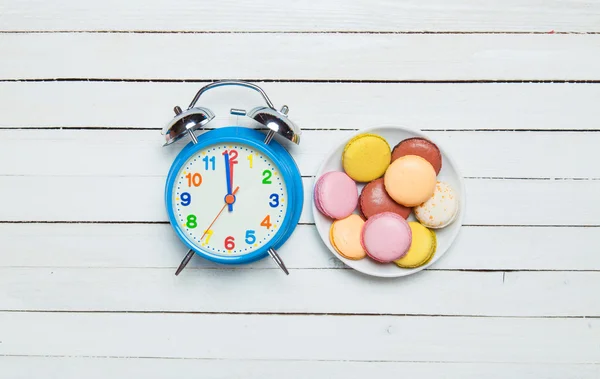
[391,137,442,175]
[359,178,412,219]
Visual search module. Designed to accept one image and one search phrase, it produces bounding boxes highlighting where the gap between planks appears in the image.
[2,79,600,83]
[1,267,598,273]
[4,126,600,133]
[2,267,600,274]
[0,174,597,181]
[1,31,599,35]
[0,310,598,319]
[2,221,600,227]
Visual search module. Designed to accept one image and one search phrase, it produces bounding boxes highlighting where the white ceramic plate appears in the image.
[312,126,466,278]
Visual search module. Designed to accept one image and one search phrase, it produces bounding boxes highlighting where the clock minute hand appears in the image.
[224,151,233,212]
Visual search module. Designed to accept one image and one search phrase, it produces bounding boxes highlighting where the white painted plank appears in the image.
[0,176,597,225]
[1,268,599,316]
[2,356,599,379]
[1,224,599,271]
[2,82,598,131]
[1,34,599,80]
[1,0,599,32]
[0,313,598,362]
[1,129,598,179]
[463,179,600,225]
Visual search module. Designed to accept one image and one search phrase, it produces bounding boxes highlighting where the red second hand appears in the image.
[229,161,235,191]
[200,186,239,241]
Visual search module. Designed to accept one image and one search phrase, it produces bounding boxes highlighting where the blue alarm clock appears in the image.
[162,81,303,276]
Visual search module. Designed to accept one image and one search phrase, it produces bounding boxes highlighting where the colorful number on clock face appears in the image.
[172,143,288,256]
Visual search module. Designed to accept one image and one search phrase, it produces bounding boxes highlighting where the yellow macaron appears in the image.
[342,133,391,182]
[329,214,366,260]
[394,222,437,268]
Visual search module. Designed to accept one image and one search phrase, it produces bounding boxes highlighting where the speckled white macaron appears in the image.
[414,181,459,229]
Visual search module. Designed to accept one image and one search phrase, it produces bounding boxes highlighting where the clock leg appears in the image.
[175,249,195,276]
[267,248,289,275]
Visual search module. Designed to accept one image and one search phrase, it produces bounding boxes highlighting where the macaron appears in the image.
[360,212,412,263]
[314,171,358,220]
[415,181,459,229]
[391,137,442,175]
[384,155,437,207]
[342,133,391,182]
[358,178,411,219]
[329,214,366,260]
[394,222,437,268]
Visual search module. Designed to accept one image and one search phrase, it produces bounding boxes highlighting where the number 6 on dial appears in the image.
[225,236,235,250]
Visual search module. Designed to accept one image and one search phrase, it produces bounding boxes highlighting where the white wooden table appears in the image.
[1,1,599,378]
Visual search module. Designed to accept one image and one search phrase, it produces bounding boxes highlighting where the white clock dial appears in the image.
[171,143,288,256]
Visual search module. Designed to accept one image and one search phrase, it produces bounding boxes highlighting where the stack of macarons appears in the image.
[314,133,459,269]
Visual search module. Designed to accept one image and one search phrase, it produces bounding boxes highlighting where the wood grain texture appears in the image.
[0,176,597,225]
[3,356,599,379]
[2,82,599,131]
[1,0,599,32]
[1,34,600,80]
[1,129,598,178]
[2,224,599,271]
[2,268,599,316]
[0,313,599,361]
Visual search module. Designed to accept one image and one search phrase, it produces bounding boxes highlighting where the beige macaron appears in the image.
[329,214,366,260]
[384,155,437,207]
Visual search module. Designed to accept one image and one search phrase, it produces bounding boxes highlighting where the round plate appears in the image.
[312,126,466,278]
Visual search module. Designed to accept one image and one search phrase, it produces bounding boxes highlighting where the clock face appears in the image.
[171,143,288,256]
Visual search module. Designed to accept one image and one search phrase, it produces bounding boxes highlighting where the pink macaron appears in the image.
[314,171,358,220]
[360,212,412,263]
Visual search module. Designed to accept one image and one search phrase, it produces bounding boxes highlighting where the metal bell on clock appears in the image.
[162,106,215,146]
[234,104,301,145]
